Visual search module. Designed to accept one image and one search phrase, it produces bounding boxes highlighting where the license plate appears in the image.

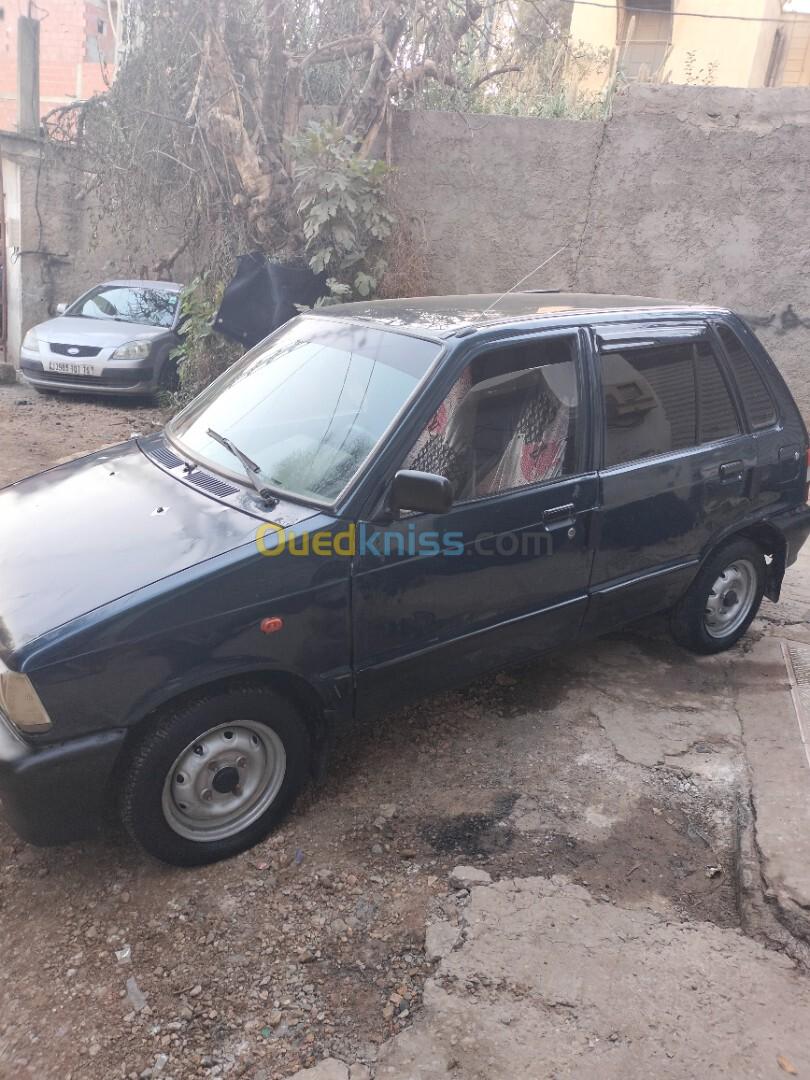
[46,360,99,377]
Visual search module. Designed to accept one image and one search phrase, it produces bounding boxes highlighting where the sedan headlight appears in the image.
[111,339,152,361]
[22,328,40,352]
[0,665,52,733]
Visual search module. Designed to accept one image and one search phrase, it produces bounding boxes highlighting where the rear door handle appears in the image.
[542,503,576,529]
[719,460,744,481]
[778,445,803,481]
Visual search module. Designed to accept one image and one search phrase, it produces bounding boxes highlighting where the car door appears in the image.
[351,328,598,718]
[584,322,752,632]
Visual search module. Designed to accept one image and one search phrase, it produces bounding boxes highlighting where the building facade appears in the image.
[0,0,118,132]
[569,0,810,91]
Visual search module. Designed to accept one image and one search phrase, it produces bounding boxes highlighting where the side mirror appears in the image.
[55,302,67,315]
[389,469,452,516]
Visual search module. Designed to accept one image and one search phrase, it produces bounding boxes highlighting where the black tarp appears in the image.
[213,253,328,348]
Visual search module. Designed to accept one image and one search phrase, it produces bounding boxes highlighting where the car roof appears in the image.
[315,292,727,338]
[98,279,184,291]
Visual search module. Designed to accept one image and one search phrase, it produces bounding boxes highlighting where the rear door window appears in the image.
[601,343,696,467]
[716,324,777,430]
[600,337,743,468]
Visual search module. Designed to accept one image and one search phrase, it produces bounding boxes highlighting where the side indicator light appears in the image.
[260,617,284,635]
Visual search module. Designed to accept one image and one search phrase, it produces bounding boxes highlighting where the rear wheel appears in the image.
[120,685,310,866]
[669,538,765,655]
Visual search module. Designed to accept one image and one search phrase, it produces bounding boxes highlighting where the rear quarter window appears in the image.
[716,324,777,430]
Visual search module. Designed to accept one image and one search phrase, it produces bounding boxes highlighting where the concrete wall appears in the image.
[391,85,810,418]
[4,83,810,417]
[0,130,190,365]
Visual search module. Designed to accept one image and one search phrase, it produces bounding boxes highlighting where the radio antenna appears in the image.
[478,245,569,318]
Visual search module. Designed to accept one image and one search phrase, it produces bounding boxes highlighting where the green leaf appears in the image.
[354,272,375,298]
[310,248,332,273]
[332,223,355,250]
[326,277,352,296]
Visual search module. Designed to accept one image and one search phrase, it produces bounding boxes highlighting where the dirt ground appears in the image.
[0,385,805,1080]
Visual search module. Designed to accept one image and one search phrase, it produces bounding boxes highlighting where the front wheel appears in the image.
[156,354,179,394]
[120,685,311,866]
[669,538,765,655]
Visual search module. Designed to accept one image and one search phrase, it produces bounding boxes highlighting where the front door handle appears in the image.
[542,503,576,530]
[719,460,744,482]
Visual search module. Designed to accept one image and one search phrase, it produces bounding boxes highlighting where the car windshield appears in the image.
[169,317,442,503]
[68,285,179,327]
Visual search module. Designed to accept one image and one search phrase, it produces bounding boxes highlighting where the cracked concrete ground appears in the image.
[373,874,810,1080]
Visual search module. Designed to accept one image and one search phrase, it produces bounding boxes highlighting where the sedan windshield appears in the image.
[169,317,442,503]
[68,285,179,328]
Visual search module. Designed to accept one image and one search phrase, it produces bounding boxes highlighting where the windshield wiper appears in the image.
[206,428,280,506]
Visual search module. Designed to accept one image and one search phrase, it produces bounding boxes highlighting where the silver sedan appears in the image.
[19,279,185,397]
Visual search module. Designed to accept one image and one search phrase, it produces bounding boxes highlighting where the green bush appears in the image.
[288,120,395,303]
[170,276,241,404]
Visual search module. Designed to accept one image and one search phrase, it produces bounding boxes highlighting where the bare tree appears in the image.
[46,0,514,277]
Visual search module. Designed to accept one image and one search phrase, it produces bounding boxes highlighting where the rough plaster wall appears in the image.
[577,86,810,419]
[392,87,810,418]
[4,135,192,346]
[9,87,810,414]
[390,110,603,295]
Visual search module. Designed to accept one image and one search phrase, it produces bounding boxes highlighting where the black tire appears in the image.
[156,353,179,394]
[669,538,765,655]
[120,684,310,866]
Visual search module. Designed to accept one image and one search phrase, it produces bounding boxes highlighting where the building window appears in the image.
[617,0,673,82]
[765,28,786,87]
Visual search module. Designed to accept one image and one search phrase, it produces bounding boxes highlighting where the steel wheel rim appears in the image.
[161,720,286,842]
[703,558,758,640]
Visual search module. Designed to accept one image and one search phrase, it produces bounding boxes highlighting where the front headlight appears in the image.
[111,339,152,361]
[22,328,40,352]
[0,666,52,733]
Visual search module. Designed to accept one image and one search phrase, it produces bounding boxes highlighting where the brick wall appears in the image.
[0,0,115,132]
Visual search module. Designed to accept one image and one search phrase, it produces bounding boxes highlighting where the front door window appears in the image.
[404,335,581,501]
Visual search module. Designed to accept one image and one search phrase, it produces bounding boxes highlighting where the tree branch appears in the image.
[469,63,521,90]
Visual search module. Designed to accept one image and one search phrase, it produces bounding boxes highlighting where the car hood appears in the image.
[0,441,314,662]
[34,316,170,347]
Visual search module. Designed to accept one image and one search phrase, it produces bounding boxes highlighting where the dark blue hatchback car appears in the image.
[1,293,808,865]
